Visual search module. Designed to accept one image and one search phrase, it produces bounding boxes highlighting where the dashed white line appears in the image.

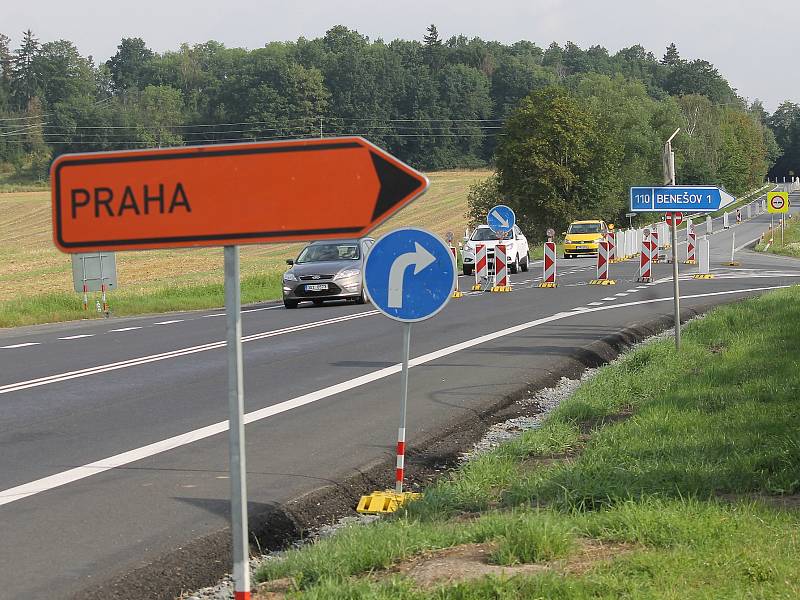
[0,283,790,508]
[0,342,40,349]
[107,327,143,333]
[626,289,639,293]
[601,297,617,301]
[58,334,94,340]
[153,320,183,325]
[615,293,630,297]
[587,301,604,306]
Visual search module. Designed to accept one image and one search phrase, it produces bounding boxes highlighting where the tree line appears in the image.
[0,26,789,236]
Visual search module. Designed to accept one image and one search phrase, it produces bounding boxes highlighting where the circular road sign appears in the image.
[769,193,787,212]
[364,227,456,323]
[665,212,683,226]
[445,230,454,243]
[546,228,555,239]
[487,204,515,235]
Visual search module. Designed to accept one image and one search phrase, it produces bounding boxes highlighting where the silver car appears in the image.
[282,238,374,308]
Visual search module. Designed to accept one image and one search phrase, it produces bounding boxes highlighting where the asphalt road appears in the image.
[1,193,798,599]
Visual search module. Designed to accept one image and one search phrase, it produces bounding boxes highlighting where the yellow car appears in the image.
[563,220,613,258]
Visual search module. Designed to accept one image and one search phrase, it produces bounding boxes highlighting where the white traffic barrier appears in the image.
[747,204,752,220]
[626,229,636,258]
[493,243,511,292]
[723,212,730,229]
[472,243,488,291]
[706,215,713,235]
[693,237,713,278]
[615,230,625,259]
[539,241,557,287]
[636,228,643,256]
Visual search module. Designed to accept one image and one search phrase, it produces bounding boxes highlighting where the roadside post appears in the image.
[693,237,714,279]
[725,230,740,267]
[685,220,697,264]
[50,136,429,600]
[358,227,456,513]
[539,231,557,288]
[630,183,735,350]
[723,212,730,229]
[446,231,463,299]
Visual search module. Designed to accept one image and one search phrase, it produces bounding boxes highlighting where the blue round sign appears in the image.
[364,228,456,322]
[487,204,515,235]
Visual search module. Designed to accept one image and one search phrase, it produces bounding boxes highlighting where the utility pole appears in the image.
[664,128,681,350]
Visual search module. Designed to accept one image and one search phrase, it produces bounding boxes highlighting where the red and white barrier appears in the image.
[638,229,654,282]
[685,223,696,264]
[650,228,659,263]
[472,244,488,291]
[606,232,616,262]
[539,241,557,287]
[492,243,511,292]
[590,240,615,284]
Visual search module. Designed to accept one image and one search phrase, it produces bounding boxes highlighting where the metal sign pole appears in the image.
[396,322,412,494]
[224,245,250,600]
[671,219,681,349]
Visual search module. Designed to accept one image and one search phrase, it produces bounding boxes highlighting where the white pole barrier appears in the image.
[706,215,712,235]
[723,212,730,229]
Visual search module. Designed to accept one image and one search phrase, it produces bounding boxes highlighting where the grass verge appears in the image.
[755,213,800,258]
[253,286,800,599]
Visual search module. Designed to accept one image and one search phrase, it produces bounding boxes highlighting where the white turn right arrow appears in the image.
[387,242,436,308]
[491,209,509,228]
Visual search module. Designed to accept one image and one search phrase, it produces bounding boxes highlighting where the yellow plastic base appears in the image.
[683,260,697,265]
[693,273,715,279]
[356,490,422,514]
[452,290,464,298]
[471,284,482,291]
[636,277,653,283]
[491,285,512,293]
[589,279,617,285]
[538,282,558,288]
[724,261,741,267]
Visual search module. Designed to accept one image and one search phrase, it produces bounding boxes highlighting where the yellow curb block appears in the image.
[357,490,422,514]
[683,260,697,265]
[451,290,464,298]
[471,284,482,291]
[636,277,653,283]
[490,286,512,293]
[724,261,741,267]
[693,274,715,279]
[589,279,617,285]
[537,282,558,288]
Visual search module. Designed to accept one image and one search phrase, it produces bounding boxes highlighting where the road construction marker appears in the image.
[589,240,615,285]
[638,229,654,283]
[356,490,422,514]
[684,221,697,264]
[450,246,463,298]
[724,230,740,266]
[538,241,557,288]
[492,243,512,292]
[472,244,488,291]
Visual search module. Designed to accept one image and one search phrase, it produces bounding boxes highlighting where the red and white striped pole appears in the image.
[606,232,616,263]
[493,243,510,292]
[685,224,696,264]
[82,283,88,311]
[638,229,653,282]
[472,243,487,291]
[101,283,108,315]
[590,241,615,284]
[396,323,412,494]
[539,241,557,287]
[650,228,659,263]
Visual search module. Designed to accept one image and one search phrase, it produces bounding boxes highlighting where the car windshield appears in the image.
[296,243,360,263]
[568,223,602,234]
[471,228,507,241]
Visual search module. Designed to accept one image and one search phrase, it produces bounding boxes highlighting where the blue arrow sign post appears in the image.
[363,228,456,502]
[630,186,735,212]
[487,204,516,235]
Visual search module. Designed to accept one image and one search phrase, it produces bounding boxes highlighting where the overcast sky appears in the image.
[4,0,797,111]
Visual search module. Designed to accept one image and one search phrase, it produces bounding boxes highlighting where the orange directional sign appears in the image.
[51,137,428,252]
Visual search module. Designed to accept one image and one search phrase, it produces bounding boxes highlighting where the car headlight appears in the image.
[334,268,360,280]
[283,272,297,281]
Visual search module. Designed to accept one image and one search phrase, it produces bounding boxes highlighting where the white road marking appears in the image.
[108,327,143,333]
[153,320,183,325]
[601,297,617,301]
[615,293,629,297]
[626,289,639,293]
[58,335,94,340]
[0,342,40,349]
[0,311,380,396]
[0,283,789,508]
[588,301,604,306]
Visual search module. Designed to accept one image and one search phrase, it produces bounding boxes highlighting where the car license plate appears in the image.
[305,283,328,291]
[578,245,588,250]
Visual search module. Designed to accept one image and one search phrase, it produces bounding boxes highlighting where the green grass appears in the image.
[0,271,283,327]
[254,286,800,598]
[755,214,800,258]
